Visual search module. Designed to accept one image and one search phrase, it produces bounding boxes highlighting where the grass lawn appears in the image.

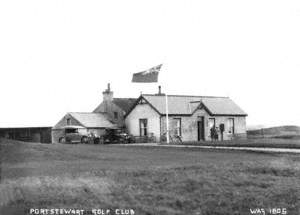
[0,138,300,215]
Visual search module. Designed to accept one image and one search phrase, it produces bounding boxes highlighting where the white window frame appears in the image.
[139,118,148,136]
[227,118,235,134]
[173,118,182,136]
[208,118,215,129]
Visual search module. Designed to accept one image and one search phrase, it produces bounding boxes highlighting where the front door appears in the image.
[197,117,205,141]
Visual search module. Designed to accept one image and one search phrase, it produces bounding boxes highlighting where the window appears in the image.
[66,118,71,125]
[65,128,78,134]
[173,118,182,136]
[114,112,118,120]
[208,118,215,129]
[227,118,235,134]
[139,119,148,136]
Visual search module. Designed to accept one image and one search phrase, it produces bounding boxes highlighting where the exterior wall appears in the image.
[51,129,65,143]
[94,101,126,127]
[160,108,247,141]
[160,109,210,142]
[53,113,83,129]
[125,103,160,141]
[212,115,247,140]
[0,127,52,143]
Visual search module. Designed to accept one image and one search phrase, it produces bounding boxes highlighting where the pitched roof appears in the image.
[138,94,247,116]
[93,98,136,113]
[112,98,137,113]
[69,112,117,128]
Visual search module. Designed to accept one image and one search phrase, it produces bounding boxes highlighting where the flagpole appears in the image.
[160,64,169,144]
[132,64,166,143]
[165,93,169,144]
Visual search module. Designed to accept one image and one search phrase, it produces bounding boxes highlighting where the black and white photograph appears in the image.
[0,1,299,214]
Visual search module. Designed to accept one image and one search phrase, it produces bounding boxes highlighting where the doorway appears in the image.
[197,117,205,141]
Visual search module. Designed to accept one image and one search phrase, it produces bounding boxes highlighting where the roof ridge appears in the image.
[142,94,229,98]
[68,112,103,114]
[113,97,137,100]
[0,126,52,129]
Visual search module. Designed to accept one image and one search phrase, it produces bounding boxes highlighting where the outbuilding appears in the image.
[51,84,137,143]
[51,112,117,143]
[0,127,52,143]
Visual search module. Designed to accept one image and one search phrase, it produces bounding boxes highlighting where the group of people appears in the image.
[210,126,219,141]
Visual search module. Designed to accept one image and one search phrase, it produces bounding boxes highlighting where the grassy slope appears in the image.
[1,139,300,215]
[247,125,300,139]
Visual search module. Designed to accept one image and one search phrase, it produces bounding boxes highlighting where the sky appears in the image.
[0,0,299,128]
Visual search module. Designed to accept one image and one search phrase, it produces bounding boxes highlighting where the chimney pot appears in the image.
[155,85,165,95]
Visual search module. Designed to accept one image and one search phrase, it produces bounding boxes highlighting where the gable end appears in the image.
[124,95,162,118]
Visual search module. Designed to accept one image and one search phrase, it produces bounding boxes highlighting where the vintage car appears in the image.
[58,126,95,144]
[99,128,134,144]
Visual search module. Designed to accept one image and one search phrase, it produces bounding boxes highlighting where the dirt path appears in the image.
[119,143,300,153]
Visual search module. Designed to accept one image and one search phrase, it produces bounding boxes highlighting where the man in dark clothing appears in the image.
[210,126,216,141]
[214,127,219,141]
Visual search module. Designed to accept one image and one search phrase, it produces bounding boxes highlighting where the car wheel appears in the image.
[81,136,88,144]
[94,137,100,144]
[99,137,105,144]
[59,137,65,143]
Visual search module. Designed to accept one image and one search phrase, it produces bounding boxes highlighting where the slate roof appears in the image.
[93,98,136,114]
[68,112,116,128]
[112,98,137,113]
[139,94,247,116]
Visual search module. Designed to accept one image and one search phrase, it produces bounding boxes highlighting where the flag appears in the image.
[132,64,162,83]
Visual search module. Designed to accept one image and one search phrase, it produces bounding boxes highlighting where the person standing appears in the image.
[214,127,219,141]
[210,126,216,141]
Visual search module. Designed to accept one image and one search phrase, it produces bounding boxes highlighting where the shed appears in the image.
[51,112,117,143]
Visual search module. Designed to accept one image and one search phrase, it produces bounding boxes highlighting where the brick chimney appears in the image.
[102,83,113,102]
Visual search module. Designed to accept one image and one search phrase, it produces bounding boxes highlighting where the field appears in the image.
[1,139,300,215]
[247,125,300,140]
